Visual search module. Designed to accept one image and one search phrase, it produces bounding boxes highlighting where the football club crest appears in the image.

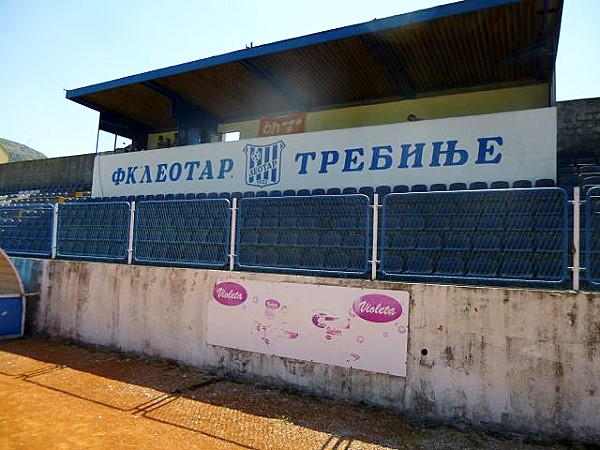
[243,141,285,188]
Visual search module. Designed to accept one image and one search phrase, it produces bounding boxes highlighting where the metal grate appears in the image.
[381,188,569,285]
[133,199,230,268]
[236,195,370,275]
[57,201,130,262]
[585,187,600,285]
[0,203,54,257]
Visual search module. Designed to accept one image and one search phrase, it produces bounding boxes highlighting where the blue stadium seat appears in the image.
[405,255,434,274]
[410,184,427,192]
[478,215,504,230]
[230,191,243,199]
[472,234,502,251]
[389,233,416,250]
[242,191,256,198]
[255,191,268,198]
[490,181,510,189]
[469,181,488,190]
[435,256,465,276]
[426,215,451,230]
[268,190,282,197]
[535,178,556,188]
[451,215,477,231]
[535,233,563,251]
[536,255,565,280]
[185,193,196,200]
[449,182,467,191]
[500,258,534,279]
[505,214,535,230]
[416,233,443,250]
[429,183,447,192]
[358,186,374,197]
[279,250,301,267]
[513,180,533,189]
[504,233,534,252]
[535,215,562,230]
[311,188,326,195]
[283,189,296,196]
[296,189,311,196]
[340,187,356,195]
[444,234,471,251]
[392,185,409,193]
[375,185,392,197]
[325,253,348,271]
[300,249,325,267]
[278,231,299,245]
[319,231,342,246]
[196,193,207,199]
[467,257,498,277]
[383,255,404,272]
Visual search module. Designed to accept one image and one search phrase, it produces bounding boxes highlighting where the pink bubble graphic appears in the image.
[353,294,402,323]
[213,282,247,306]
[265,298,281,310]
[383,331,389,338]
[398,325,407,334]
[356,336,365,344]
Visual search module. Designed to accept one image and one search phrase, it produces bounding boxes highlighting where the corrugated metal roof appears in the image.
[66,0,563,131]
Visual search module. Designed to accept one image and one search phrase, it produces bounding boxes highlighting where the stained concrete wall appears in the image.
[15,258,600,443]
[557,97,600,153]
[0,153,94,191]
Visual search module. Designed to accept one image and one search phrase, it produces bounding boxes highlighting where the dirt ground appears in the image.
[0,338,583,450]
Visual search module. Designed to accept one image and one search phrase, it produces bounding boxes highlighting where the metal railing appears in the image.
[0,203,54,257]
[236,195,371,276]
[0,187,591,289]
[380,188,569,286]
[133,199,230,268]
[56,201,130,262]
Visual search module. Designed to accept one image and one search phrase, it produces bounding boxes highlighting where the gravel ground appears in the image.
[0,338,587,449]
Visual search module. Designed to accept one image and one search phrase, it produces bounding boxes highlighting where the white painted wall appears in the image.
[23,258,600,443]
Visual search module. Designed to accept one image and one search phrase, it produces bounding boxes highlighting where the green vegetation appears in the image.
[0,137,46,162]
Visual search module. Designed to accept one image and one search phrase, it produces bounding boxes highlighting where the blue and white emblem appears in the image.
[243,141,285,188]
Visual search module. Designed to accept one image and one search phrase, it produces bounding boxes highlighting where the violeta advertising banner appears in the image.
[207,279,410,377]
[92,108,556,198]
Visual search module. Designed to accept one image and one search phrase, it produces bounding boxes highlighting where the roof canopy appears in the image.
[66,0,563,135]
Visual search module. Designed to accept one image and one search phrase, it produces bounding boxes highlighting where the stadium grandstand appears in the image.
[3,0,600,443]
[0,0,582,286]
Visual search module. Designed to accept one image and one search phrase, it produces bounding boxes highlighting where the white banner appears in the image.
[92,108,556,197]
[207,279,410,377]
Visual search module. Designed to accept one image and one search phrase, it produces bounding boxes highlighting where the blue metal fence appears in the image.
[585,186,600,285]
[236,195,371,275]
[381,188,569,285]
[0,203,54,257]
[133,199,230,268]
[57,201,130,262]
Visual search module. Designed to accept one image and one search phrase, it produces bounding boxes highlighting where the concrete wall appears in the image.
[0,153,95,191]
[557,97,600,153]
[14,257,600,443]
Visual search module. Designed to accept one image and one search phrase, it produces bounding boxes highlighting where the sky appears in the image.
[1,0,599,159]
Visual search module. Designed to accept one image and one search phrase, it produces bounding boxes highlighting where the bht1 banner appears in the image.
[92,108,556,198]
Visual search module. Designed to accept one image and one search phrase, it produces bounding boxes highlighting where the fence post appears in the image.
[51,203,59,259]
[573,187,580,291]
[127,201,135,265]
[371,193,379,280]
[229,197,237,271]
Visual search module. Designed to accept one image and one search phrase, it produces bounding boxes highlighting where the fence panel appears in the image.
[57,202,130,262]
[0,203,54,257]
[237,195,371,275]
[586,187,600,285]
[381,188,569,285]
[133,199,230,268]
